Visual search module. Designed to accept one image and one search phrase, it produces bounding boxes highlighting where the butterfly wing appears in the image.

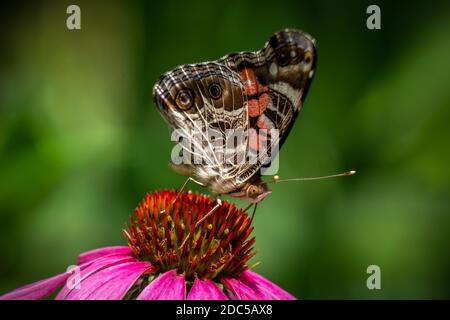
[153,62,250,194]
[221,29,317,182]
[153,29,317,194]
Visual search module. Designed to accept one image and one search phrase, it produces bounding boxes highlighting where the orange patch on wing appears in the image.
[240,68,271,118]
[248,93,270,118]
[248,99,261,117]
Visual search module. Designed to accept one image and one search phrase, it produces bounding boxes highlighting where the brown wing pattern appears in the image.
[153,29,316,194]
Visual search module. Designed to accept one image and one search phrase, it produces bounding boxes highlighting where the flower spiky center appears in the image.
[124,190,256,281]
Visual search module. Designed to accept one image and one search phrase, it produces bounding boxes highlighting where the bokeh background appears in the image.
[1,0,449,299]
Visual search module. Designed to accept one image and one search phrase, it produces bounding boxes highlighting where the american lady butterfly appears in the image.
[153,29,317,205]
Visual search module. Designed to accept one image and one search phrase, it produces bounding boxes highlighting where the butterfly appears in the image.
[153,29,317,206]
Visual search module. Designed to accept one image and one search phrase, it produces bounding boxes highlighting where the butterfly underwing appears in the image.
[153,29,316,203]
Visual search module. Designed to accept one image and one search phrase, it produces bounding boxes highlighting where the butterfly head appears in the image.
[228,177,271,204]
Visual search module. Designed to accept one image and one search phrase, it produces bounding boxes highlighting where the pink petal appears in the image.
[137,269,186,300]
[243,271,296,300]
[78,246,132,265]
[65,261,152,300]
[222,277,268,300]
[0,272,69,300]
[0,251,130,300]
[222,270,296,300]
[187,276,228,300]
[56,254,137,300]
[0,247,146,300]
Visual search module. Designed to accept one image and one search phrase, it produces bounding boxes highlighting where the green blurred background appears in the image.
[1,0,449,299]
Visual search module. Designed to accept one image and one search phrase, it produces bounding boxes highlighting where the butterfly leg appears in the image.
[194,196,222,229]
[243,203,254,213]
[160,176,205,214]
[250,203,258,224]
[179,195,222,250]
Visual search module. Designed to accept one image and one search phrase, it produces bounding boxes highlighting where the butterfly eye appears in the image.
[175,89,194,110]
[208,83,222,99]
[247,185,259,197]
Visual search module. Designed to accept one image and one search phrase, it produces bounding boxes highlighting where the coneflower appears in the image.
[0,190,295,300]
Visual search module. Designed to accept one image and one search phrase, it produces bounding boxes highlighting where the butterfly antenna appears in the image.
[270,170,356,183]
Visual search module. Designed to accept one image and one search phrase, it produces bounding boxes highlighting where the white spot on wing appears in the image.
[269,81,302,110]
[269,62,278,77]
